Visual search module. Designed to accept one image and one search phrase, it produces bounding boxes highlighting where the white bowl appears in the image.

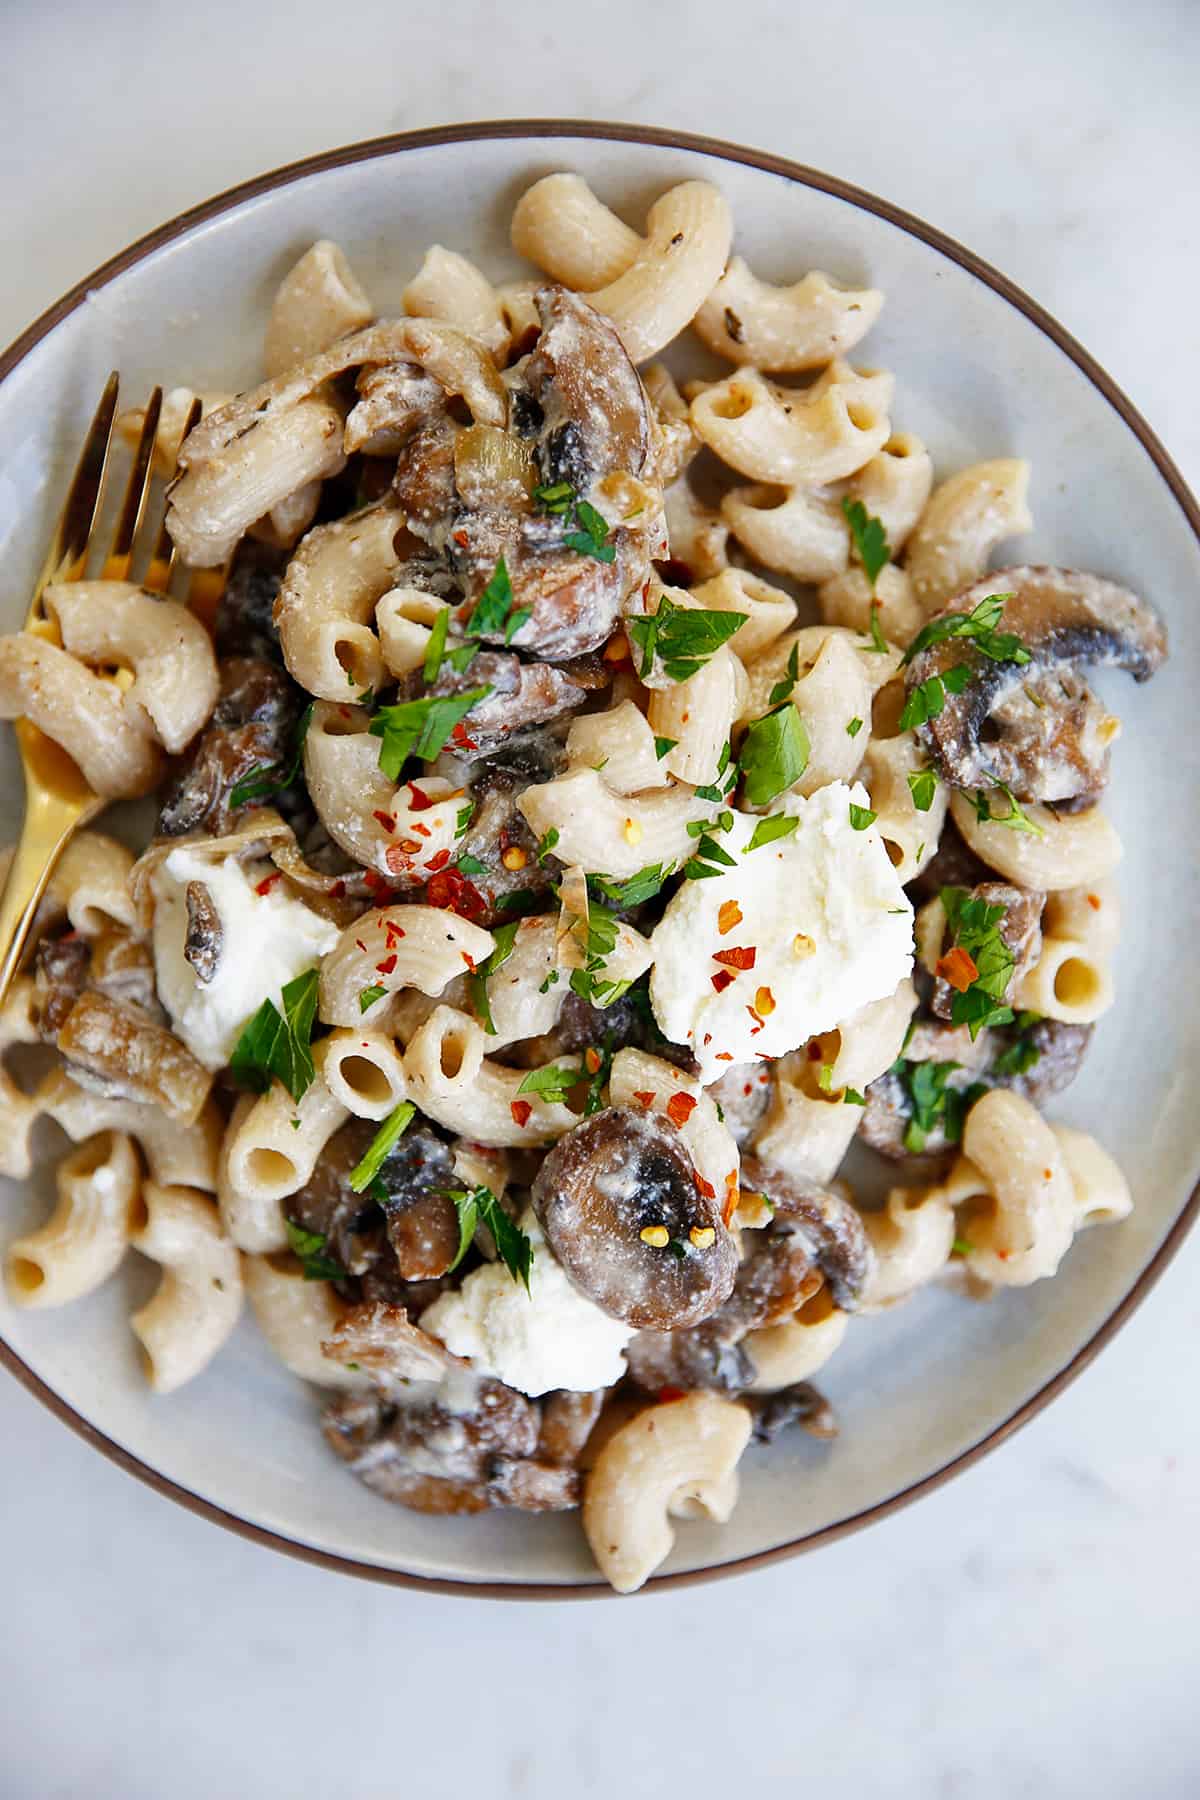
[2,123,1198,1596]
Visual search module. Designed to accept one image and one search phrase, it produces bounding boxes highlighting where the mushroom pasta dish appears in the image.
[0,174,1167,1592]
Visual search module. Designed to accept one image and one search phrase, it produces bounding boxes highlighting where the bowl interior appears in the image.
[1,128,1198,1590]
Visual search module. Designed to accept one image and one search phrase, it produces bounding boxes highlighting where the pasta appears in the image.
[0,170,1164,1592]
[129,1183,243,1393]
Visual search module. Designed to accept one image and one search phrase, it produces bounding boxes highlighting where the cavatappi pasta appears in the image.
[0,174,1166,1593]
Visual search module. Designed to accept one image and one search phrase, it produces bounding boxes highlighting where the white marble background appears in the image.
[1,2,1198,1794]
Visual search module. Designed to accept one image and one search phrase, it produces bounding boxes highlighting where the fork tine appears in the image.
[142,394,201,594]
[101,385,162,582]
[28,371,120,622]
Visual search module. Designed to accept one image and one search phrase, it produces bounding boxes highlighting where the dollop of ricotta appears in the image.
[151,847,340,1069]
[649,781,913,1081]
[420,1212,635,1397]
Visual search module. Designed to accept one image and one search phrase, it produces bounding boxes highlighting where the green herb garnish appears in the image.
[899,663,972,731]
[965,782,1045,838]
[516,1063,581,1105]
[349,1101,416,1196]
[467,919,522,1033]
[767,641,801,707]
[627,595,746,683]
[423,606,449,681]
[369,686,493,778]
[446,1185,534,1292]
[229,701,314,811]
[744,813,800,854]
[654,736,678,760]
[846,716,864,738]
[849,803,877,830]
[284,1219,345,1283]
[841,497,891,588]
[456,853,488,876]
[358,983,388,1013]
[940,885,1016,1039]
[902,593,1030,667]
[536,827,560,865]
[588,864,669,908]
[739,706,810,807]
[229,968,320,1104]
[907,767,939,813]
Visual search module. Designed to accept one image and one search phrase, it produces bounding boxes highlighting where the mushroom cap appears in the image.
[907,566,1167,804]
[737,1156,874,1311]
[530,1105,738,1330]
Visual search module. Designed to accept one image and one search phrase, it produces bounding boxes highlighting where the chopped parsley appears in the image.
[842,1087,867,1106]
[348,1101,416,1196]
[455,800,475,838]
[902,593,1031,667]
[907,766,939,812]
[846,716,864,738]
[536,827,560,864]
[849,802,877,830]
[767,641,801,707]
[358,983,388,1013]
[456,852,488,876]
[583,1037,615,1115]
[229,701,314,811]
[463,555,531,643]
[965,781,1046,838]
[516,1063,581,1105]
[744,813,799,854]
[369,686,493,779]
[841,497,891,589]
[739,705,810,807]
[626,594,746,682]
[229,968,320,1104]
[284,1219,345,1283]
[940,885,1016,1038]
[899,662,972,731]
[654,735,678,760]
[446,1185,534,1291]
[422,606,450,680]
[990,1011,1043,1077]
[893,1057,984,1153]
[694,741,738,804]
[533,482,616,563]
[568,903,631,1008]
[467,919,522,1033]
[863,602,890,654]
[588,864,669,908]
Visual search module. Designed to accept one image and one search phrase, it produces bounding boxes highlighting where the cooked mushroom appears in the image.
[523,285,650,486]
[747,1381,838,1443]
[537,1389,607,1466]
[930,880,1044,1022]
[707,1061,774,1144]
[906,567,1167,805]
[531,1105,738,1330]
[215,544,287,662]
[859,1015,1094,1161]
[88,929,164,1021]
[906,814,992,903]
[33,933,91,1039]
[157,656,303,837]
[183,881,222,984]
[287,1116,460,1286]
[55,990,212,1124]
[737,1156,874,1311]
[508,984,698,1076]
[415,649,590,756]
[624,1217,824,1395]
[322,1300,465,1384]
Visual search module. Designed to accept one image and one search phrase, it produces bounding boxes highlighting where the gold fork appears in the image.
[0,378,213,1006]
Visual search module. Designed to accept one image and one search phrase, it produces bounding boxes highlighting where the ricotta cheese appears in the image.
[151,847,340,1069]
[649,781,913,1081]
[420,1211,635,1397]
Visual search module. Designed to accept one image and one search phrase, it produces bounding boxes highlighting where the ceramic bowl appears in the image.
[2,122,1197,1595]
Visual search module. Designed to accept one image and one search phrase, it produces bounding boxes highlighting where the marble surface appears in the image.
[1,1,1198,1794]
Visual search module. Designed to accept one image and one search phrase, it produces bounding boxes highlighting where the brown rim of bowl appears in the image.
[2,119,1198,1601]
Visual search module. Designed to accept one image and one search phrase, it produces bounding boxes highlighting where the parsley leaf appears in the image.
[627,595,747,682]
[940,885,1016,1039]
[369,686,493,779]
[516,1063,581,1104]
[455,800,475,838]
[990,1011,1043,1077]
[456,853,488,876]
[902,593,1030,667]
[894,1058,969,1153]
[348,1101,416,1195]
[358,983,387,1013]
[229,701,314,811]
[899,663,972,731]
[744,813,800,854]
[841,497,891,588]
[563,498,617,564]
[588,864,669,908]
[423,606,449,681]
[846,716,864,738]
[965,782,1046,838]
[583,1037,615,1115]
[842,1088,867,1106]
[536,827,560,865]
[739,706,810,807]
[284,1218,345,1283]
[229,968,320,1104]
[849,802,877,830]
[862,602,890,654]
[907,767,939,812]
[767,641,801,708]
[464,556,519,638]
[446,1186,534,1291]
[467,920,522,1033]
[654,736,678,760]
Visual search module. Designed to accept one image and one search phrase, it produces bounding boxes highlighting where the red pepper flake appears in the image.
[714,1051,734,1062]
[407,782,435,811]
[510,1099,532,1127]
[711,969,735,993]
[1042,1168,1054,1181]
[373,810,397,832]
[713,945,756,971]
[632,1090,657,1108]
[935,946,978,993]
[996,1248,1011,1261]
[411,822,431,838]
[584,1046,602,1075]
[657,1385,687,1404]
[717,899,742,936]
[747,1006,764,1028]
[743,1084,753,1097]
[722,1169,739,1226]
[425,866,488,920]
[694,1172,716,1200]
[702,1033,712,1046]
[453,529,469,549]
[374,954,397,976]
[354,939,368,953]
[461,951,477,972]
[329,880,346,899]
[450,724,478,751]
[384,921,406,944]
[1086,892,1102,911]
[254,872,282,896]
[666,1092,698,1127]
[426,848,451,873]
[363,869,398,898]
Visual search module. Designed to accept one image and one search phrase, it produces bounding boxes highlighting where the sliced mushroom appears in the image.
[537,1389,607,1467]
[55,990,212,1124]
[157,656,304,837]
[183,881,222,984]
[737,1156,874,1312]
[509,985,698,1076]
[747,1381,838,1443]
[88,930,163,1020]
[531,1105,738,1330]
[215,544,287,663]
[859,1015,1094,1162]
[33,932,91,1039]
[415,649,590,756]
[930,880,1044,1022]
[523,285,650,485]
[322,1301,466,1384]
[906,567,1167,805]
[288,1116,460,1286]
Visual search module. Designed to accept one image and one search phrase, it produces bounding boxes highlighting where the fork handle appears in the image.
[0,816,80,1008]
